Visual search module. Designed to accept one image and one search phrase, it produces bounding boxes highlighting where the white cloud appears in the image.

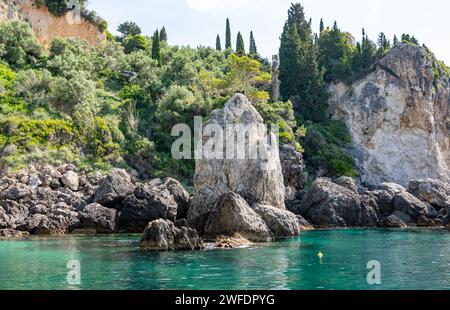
[186,0,262,11]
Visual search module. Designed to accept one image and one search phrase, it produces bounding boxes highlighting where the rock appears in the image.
[296,215,314,230]
[161,178,190,220]
[187,187,220,235]
[417,216,437,227]
[0,229,28,240]
[333,176,358,193]
[16,214,47,233]
[279,144,305,192]
[35,203,79,235]
[5,184,31,200]
[380,215,407,228]
[295,178,362,227]
[253,204,300,239]
[213,234,252,249]
[0,207,12,229]
[393,191,431,220]
[28,174,42,189]
[79,203,117,233]
[203,192,273,242]
[140,219,203,251]
[61,171,79,191]
[392,210,414,224]
[408,179,450,209]
[329,43,450,187]
[118,185,178,232]
[194,94,286,209]
[94,169,135,205]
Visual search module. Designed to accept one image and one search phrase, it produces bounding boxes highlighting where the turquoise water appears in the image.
[1,229,450,290]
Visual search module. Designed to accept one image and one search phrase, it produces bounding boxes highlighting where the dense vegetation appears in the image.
[0,18,299,183]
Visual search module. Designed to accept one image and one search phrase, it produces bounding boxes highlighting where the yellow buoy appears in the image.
[317,252,324,259]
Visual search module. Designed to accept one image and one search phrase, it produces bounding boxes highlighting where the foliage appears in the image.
[249,31,257,55]
[225,18,232,50]
[123,35,148,54]
[216,35,222,51]
[117,21,142,38]
[236,32,245,55]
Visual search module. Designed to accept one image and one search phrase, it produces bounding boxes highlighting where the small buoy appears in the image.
[317,252,324,259]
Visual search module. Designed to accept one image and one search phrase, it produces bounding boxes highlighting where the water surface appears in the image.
[1,229,449,290]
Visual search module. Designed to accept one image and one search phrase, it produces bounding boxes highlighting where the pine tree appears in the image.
[152,29,161,63]
[249,31,257,54]
[117,21,142,39]
[216,34,222,51]
[236,32,245,55]
[225,18,232,49]
[279,3,328,122]
[319,18,324,33]
[160,27,168,42]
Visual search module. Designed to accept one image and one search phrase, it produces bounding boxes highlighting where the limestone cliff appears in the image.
[330,43,450,186]
[0,0,105,46]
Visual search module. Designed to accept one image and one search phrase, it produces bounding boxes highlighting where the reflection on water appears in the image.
[0,229,450,290]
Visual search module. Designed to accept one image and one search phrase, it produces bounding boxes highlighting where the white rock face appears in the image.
[330,44,450,186]
[194,94,286,209]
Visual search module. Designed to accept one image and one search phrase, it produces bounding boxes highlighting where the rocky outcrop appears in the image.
[0,0,106,46]
[140,219,203,251]
[329,43,450,187]
[194,94,286,209]
[79,203,117,233]
[408,179,450,210]
[203,192,273,242]
[293,177,446,228]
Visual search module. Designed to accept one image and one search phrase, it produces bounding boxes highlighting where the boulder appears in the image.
[35,203,79,235]
[296,215,314,230]
[295,178,362,227]
[61,171,79,191]
[187,187,220,235]
[203,192,273,242]
[279,144,305,192]
[380,215,407,228]
[333,176,359,193]
[393,191,432,220]
[140,219,203,251]
[5,184,31,200]
[160,178,190,220]
[194,94,285,209]
[94,169,135,205]
[118,185,178,232]
[253,204,300,239]
[79,203,117,233]
[408,179,450,209]
[0,229,28,240]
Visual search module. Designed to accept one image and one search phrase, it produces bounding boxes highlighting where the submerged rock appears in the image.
[194,94,286,209]
[203,192,273,242]
[0,229,28,240]
[140,219,203,251]
[213,234,252,249]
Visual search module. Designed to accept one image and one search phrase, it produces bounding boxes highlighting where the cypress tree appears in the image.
[152,29,161,63]
[249,31,257,54]
[216,34,222,51]
[236,32,245,55]
[279,3,328,122]
[393,35,398,45]
[225,18,232,49]
[160,26,168,42]
[319,18,324,33]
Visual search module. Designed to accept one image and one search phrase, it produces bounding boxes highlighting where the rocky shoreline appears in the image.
[1,95,449,249]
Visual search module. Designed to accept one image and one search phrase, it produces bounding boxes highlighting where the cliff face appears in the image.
[330,43,450,187]
[0,0,105,46]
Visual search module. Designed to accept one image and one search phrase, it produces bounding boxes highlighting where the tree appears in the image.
[236,32,245,55]
[160,27,168,42]
[319,18,324,33]
[216,34,222,51]
[117,21,142,38]
[249,31,257,54]
[225,18,232,49]
[217,54,271,100]
[377,32,390,53]
[279,3,329,122]
[393,35,399,45]
[124,34,148,54]
[152,29,161,63]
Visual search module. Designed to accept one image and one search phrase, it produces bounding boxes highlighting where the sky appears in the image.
[87,0,450,64]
